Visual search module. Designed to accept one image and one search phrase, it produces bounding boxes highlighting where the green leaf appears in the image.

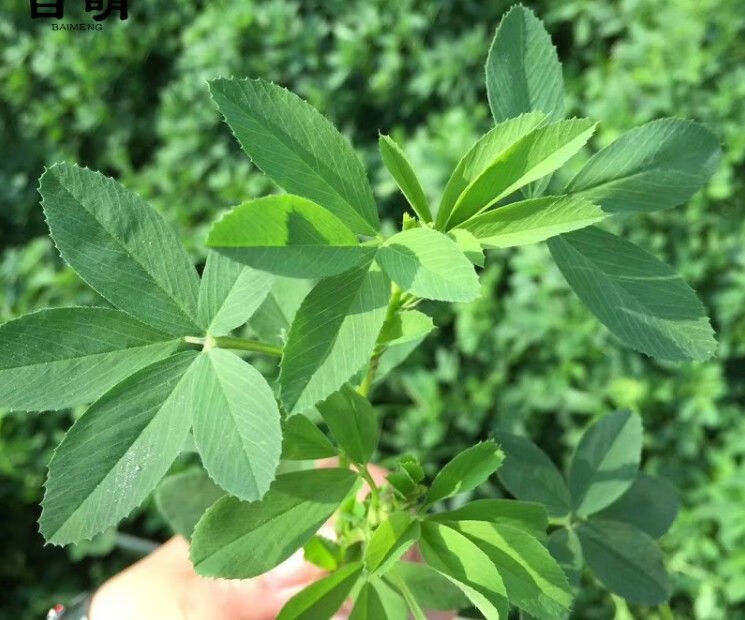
[568,410,643,517]
[595,474,680,539]
[279,263,390,414]
[316,385,378,464]
[385,561,470,612]
[303,535,342,571]
[278,562,363,620]
[486,5,564,123]
[281,414,337,461]
[419,521,509,618]
[378,310,434,347]
[548,226,716,361]
[426,440,504,505]
[446,119,596,228]
[461,195,605,249]
[0,308,179,411]
[190,349,281,501]
[547,528,583,587]
[379,134,432,223]
[190,468,356,578]
[350,578,408,620]
[450,521,572,618]
[40,351,199,545]
[155,469,225,539]
[209,78,378,236]
[448,229,485,266]
[377,228,480,302]
[430,499,548,540]
[494,431,571,518]
[436,112,546,229]
[249,276,312,346]
[577,519,671,605]
[364,511,421,575]
[39,163,200,336]
[385,574,426,620]
[566,119,721,214]
[206,195,375,278]
[197,250,274,336]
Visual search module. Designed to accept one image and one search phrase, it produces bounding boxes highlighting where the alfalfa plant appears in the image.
[0,5,719,618]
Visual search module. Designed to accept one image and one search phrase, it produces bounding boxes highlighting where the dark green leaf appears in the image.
[568,410,642,517]
[577,519,671,605]
[209,78,379,235]
[494,431,571,517]
[39,163,200,336]
[190,468,356,578]
[595,474,680,538]
[0,308,179,411]
[317,385,378,464]
[566,119,721,214]
[547,528,583,588]
[278,562,363,620]
[155,469,225,539]
[281,414,337,461]
[548,226,716,361]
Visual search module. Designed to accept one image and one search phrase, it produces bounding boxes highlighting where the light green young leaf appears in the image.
[451,521,572,618]
[436,112,546,229]
[377,228,480,302]
[548,226,717,361]
[364,511,421,575]
[446,119,596,228]
[379,134,432,222]
[385,561,470,612]
[198,251,274,336]
[316,385,378,464]
[566,119,721,214]
[155,469,225,539]
[569,411,643,517]
[303,535,342,571]
[426,440,504,505]
[419,521,509,618]
[190,349,281,501]
[39,163,200,336]
[279,263,390,414]
[378,309,434,348]
[595,474,680,539]
[0,307,179,411]
[209,78,378,236]
[577,519,671,605]
[191,468,356,578]
[249,277,313,346]
[494,431,571,518]
[40,351,199,545]
[206,195,375,278]
[429,499,548,540]
[448,229,485,266]
[278,562,363,620]
[281,414,337,461]
[350,578,408,620]
[547,528,583,587]
[486,5,564,124]
[461,195,605,249]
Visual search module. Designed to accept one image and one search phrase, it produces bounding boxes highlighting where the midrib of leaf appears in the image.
[48,178,199,332]
[217,85,375,236]
[206,353,259,491]
[582,522,668,590]
[48,357,196,538]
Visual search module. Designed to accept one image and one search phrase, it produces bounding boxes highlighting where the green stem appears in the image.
[358,464,381,511]
[183,335,282,356]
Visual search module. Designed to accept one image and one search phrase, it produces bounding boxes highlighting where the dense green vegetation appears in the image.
[1,0,743,617]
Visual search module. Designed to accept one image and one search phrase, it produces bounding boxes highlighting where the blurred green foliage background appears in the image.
[1,0,743,617]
